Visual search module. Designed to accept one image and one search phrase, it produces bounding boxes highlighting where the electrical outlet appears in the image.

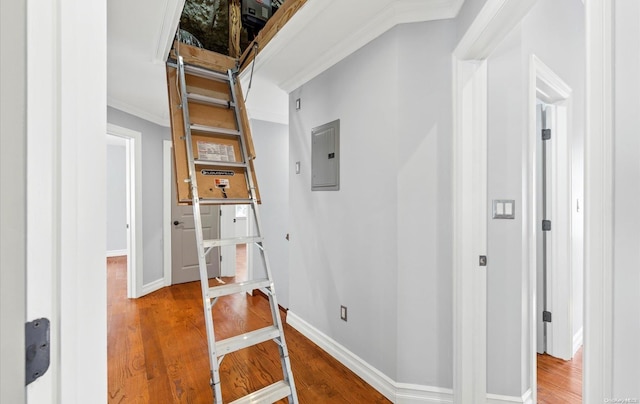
[340,305,347,322]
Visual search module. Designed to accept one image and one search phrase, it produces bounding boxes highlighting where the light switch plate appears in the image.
[493,199,515,219]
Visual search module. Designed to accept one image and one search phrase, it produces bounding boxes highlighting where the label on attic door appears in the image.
[214,178,230,189]
[197,141,236,162]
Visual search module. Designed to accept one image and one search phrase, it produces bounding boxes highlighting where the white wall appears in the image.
[288,19,456,387]
[107,107,171,285]
[484,0,585,396]
[396,20,455,388]
[613,0,640,396]
[106,142,128,252]
[486,26,526,396]
[289,26,400,379]
[250,119,291,307]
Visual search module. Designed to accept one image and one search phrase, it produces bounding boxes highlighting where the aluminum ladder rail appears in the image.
[176,54,298,404]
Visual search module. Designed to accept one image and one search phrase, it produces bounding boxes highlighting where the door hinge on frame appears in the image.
[25,318,50,385]
[542,220,552,231]
[479,255,487,266]
[543,311,552,323]
[542,128,551,140]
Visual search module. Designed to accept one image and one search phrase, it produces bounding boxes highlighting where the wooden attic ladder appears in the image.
[166,43,298,404]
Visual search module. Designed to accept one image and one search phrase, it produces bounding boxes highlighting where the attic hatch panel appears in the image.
[179,0,280,57]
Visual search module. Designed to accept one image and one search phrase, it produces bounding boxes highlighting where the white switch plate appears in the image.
[493,199,515,219]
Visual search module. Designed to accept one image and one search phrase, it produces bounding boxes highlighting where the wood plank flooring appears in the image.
[537,348,583,403]
[107,248,390,403]
[108,248,582,403]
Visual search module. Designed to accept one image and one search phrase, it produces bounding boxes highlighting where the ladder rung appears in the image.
[190,124,240,137]
[183,63,230,82]
[204,236,262,248]
[216,326,280,356]
[229,381,292,404]
[187,93,234,108]
[207,279,272,299]
[198,198,255,205]
[194,159,247,168]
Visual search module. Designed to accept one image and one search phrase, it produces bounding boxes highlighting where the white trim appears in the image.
[141,278,166,296]
[287,311,454,404]
[584,0,614,400]
[163,140,173,287]
[108,97,171,128]
[452,56,488,404]
[106,249,128,258]
[107,123,144,298]
[154,0,185,62]
[573,327,584,356]
[486,389,532,404]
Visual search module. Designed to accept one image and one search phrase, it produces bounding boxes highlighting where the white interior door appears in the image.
[220,205,237,277]
[536,103,548,354]
[234,205,249,237]
[171,168,220,284]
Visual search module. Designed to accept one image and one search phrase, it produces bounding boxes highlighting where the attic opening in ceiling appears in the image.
[178,0,282,57]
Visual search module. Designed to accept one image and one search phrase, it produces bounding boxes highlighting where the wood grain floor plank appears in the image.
[108,248,389,403]
[537,348,583,403]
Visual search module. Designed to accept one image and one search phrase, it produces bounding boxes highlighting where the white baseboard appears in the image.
[287,311,535,403]
[287,311,453,403]
[106,249,128,258]
[141,278,165,296]
[396,383,453,403]
[487,388,532,404]
[573,327,584,356]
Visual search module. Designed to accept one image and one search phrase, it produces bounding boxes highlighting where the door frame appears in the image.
[527,55,575,402]
[163,139,173,286]
[584,0,614,399]
[107,123,143,298]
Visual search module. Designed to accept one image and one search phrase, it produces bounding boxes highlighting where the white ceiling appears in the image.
[107,0,464,127]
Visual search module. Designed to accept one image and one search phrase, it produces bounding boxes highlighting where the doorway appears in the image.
[163,140,231,285]
[530,56,583,402]
[106,124,143,298]
[219,205,250,277]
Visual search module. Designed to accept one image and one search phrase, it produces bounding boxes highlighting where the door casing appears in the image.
[107,124,143,298]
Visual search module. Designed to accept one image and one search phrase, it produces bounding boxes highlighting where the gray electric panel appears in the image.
[311,119,340,191]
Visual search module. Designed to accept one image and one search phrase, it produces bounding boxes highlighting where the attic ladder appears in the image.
[166,44,298,404]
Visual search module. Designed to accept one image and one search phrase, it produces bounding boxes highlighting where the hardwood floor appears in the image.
[107,247,390,403]
[537,348,583,403]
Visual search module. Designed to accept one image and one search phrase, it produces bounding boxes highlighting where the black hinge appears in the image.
[543,311,552,323]
[479,255,487,266]
[26,318,50,385]
[542,220,551,231]
[542,129,551,140]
